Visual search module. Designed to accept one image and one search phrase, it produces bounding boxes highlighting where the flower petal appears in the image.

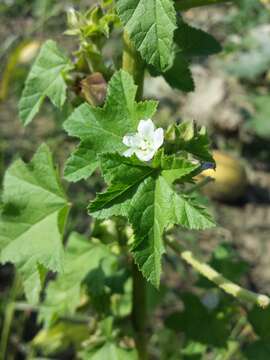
[153,128,164,149]
[135,149,156,162]
[123,133,142,147]
[123,148,135,157]
[137,119,155,140]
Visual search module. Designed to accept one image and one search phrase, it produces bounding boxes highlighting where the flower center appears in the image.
[140,137,152,151]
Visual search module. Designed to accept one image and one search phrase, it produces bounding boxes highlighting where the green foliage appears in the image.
[3,1,262,359]
[165,293,230,348]
[149,19,221,92]
[63,70,157,181]
[19,40,73,125]
[79,317,138,359]
[243,340,270,360]
[0,144,69,304]
[197,243,248,288]
[248,306,270,340]
[66,2,118,38]
[248,95,270,139]
[116,0,176,71]
[32,322,89,355]
[65,2,119,74]
[39,232,114,326]
[161,54,195,92]
[89,153,215,287]
[174,20,222,57]
[81,342,138,360]
[165,121,215,163]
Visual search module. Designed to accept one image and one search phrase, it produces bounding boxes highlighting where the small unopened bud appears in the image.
[165,124,176,142]
[67,7,79,28]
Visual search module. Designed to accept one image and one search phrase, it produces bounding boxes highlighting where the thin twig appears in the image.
[166,237,270,308]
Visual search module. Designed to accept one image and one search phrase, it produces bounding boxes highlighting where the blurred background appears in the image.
[1,0,270,359]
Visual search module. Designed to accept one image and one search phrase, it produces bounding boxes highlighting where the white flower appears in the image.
[123,119,164,161]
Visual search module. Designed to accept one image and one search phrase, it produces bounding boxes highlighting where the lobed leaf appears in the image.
[0,144,69,304]
[116,0,177,70]
[39,232,114,326]
[63,70,157,182]
[19,40,73,126]
[89,154,215,287]
[148,19,221,92]
[173,194,215,230]
[175,21,222,57]
[165,293,230,347]
[162,54,195,92]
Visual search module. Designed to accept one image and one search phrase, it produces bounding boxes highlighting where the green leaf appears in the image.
[243,340,270,360]
[40,232,114,326]
[116,0,176,70]
[129,175,176,286]
[147,19,221,91]
[248,306,270,340]
[161,155,200,184]
[149,53,194,92]
[89,154,154,219]
[89,154,214,287]
[63,140,98,182]
[32,322,89,355]
[181,341,207,358]
[174,21,222,57]
[167,121,214,163]
[0,144,69,304]
[64,70,157,182]
[162,53,194,92]
[19,40,73,126]
[81,342,138,360]
[165,293,230,348]
[173,194,215,230]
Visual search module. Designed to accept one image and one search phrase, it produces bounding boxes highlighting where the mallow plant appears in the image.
[1,0,270,359]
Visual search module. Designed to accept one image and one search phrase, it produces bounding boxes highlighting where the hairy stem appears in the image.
[122,31,145,101]
[131,263,148,360]
[122,32,148,360]
[175,0,232,11]
[166,237,270,308]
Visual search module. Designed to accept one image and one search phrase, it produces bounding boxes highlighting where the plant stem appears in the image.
[122,32,148,360]
[175,0,232,11]
[122,31,145,101]
[131,263,148,360]
[166,237,270,308]
[0,272,21,360]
